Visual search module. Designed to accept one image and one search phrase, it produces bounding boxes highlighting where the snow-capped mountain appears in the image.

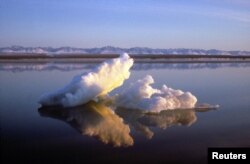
[1,45,250,56]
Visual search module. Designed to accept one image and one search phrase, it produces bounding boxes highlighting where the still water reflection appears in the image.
[39,101,212,147]
[39,101,134,147]
[1,62,250,72]
[1,61,250,163]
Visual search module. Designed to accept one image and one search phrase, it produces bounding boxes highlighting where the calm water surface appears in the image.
[1,62,250,163]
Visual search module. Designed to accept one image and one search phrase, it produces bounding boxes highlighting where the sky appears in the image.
[0,0,250,50]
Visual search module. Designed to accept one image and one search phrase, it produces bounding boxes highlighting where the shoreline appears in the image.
[1,54,250,63]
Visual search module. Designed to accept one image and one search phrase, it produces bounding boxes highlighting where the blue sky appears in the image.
[0,0,250,50]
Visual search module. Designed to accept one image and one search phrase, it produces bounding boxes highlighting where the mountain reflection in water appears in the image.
[38,101,212,147]
[2,62,250,72]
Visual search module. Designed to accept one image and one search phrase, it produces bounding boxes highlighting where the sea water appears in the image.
[1,61,250,163]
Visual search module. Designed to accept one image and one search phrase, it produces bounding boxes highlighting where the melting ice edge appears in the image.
[39,53,219,112]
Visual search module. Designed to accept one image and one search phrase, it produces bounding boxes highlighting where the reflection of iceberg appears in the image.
[116,108,197,139]
[138,109,197,128]
[38,101,134,147]
[38,101,215,145]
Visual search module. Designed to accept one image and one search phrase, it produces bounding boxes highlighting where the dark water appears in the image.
[1,62,250,164]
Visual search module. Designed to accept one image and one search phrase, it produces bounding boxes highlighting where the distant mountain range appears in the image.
[1,45,250,56]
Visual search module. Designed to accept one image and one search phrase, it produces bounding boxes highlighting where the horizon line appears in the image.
[1,45,250,52]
